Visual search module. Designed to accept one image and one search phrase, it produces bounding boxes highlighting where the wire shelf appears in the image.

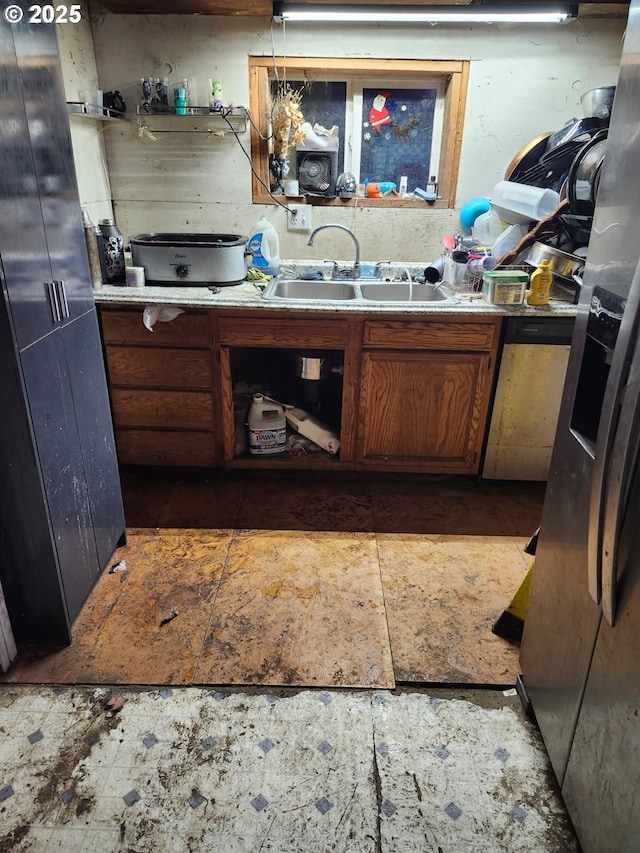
[135,105,248,135]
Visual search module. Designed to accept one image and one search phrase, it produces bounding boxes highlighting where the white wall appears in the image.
[82,4,624,262]
[57,1,114,225]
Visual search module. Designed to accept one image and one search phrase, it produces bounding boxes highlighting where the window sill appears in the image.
[254,193,451,210]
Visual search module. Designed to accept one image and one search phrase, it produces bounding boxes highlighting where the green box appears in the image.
[482,270,529,305]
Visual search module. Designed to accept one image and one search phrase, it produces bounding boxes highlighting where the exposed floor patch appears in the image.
[378,533,532,683]
[2,476,542,688]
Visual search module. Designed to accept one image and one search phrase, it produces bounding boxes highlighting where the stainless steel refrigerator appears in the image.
[519,3,640,851]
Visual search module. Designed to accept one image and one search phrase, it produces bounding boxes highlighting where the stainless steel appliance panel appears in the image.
[519,313,602,779]
[520,3,640,847]
[561,454,640,849]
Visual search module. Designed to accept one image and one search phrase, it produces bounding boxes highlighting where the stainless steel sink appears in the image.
[262,279,358,301]
[260,276,457,305]
[359,282,451,302]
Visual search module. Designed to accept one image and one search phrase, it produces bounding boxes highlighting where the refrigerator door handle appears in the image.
[588,260,640,605]
[600,341,640,626]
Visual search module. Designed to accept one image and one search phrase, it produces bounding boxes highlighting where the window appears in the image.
[249,57,469,208]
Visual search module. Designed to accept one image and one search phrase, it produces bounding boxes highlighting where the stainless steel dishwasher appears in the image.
[482,315,575,480]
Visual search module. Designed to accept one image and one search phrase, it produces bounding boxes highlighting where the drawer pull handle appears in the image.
[46,281,61,323]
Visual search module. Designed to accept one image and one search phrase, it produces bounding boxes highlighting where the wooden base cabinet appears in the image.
[356,318,500,474]
[100,307,217,467]
[99,308,500,476]
[217,313,357,466]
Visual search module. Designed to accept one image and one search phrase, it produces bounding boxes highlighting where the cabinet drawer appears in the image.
[363,320,497,351]
[115,429,215,467]
[111,389,214,430]
[101,308,210,347]
[218,316,348,348]
[105,346,212,389]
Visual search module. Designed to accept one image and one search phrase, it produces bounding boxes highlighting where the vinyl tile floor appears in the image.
[0,684,579,852]
[2,471,544,689]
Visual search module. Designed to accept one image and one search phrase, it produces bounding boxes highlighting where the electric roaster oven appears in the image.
[130,233,250,286]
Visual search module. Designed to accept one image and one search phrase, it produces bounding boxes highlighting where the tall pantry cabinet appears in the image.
[0,14,126,646]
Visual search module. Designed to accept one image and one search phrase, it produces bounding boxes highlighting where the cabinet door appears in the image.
[20,331,99,625]
[358,350,491,473]
[63,311,126,571]
[0,293,70,645]
[0,20,59,349]
[12,20,94,323]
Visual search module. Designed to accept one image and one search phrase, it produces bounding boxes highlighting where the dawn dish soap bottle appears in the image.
[248,216,280,276]
[527,259,553,306]
[247,393,286,456]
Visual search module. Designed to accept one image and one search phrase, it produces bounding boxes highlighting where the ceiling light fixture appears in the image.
[272,3,578,25]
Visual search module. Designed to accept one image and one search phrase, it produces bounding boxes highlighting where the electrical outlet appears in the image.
[287,204,312,232]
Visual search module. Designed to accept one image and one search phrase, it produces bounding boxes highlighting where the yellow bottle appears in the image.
[527,259,553,305]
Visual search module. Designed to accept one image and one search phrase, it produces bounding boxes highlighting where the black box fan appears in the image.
[296,150,338,198]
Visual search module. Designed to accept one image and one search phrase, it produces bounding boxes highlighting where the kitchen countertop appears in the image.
[93,261,579,317]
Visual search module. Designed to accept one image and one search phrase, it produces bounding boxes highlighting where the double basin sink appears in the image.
[261,278,457,305]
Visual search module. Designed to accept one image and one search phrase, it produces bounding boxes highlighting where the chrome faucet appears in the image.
[307,224,361,279]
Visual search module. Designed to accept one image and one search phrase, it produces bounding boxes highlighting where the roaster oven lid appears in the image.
[131,233,248,248]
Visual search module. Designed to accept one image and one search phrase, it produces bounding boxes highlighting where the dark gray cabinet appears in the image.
[0,17,125,645]
[0,19,57,350]
[64,310,125,572]
[12,20,95,326]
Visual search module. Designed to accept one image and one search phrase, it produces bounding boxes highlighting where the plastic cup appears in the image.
[424,256,445,284]
[467,255,497,277]
[491,181,560,222]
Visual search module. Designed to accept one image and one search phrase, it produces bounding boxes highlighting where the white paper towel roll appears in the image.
[143,305,185,332]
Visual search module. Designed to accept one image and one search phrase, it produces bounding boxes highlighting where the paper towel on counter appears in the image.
[143,305,185,332]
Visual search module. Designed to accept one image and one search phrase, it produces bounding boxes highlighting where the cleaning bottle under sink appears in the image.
[247,394,286,455]
[248,216,280,276]
[527,259,553,306]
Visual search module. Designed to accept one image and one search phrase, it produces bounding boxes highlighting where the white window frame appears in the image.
[346,76,446,186]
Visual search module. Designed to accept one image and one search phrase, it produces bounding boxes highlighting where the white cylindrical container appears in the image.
[247,216,280,276]
[491,181,561,223]
[247,394,286,456]
[125,266,145,287]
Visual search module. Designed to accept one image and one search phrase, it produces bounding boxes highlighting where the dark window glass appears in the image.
[271,80,347,173]
[361,87,436,191]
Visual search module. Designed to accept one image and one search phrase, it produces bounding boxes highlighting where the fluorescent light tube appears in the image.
[273,4,577,25]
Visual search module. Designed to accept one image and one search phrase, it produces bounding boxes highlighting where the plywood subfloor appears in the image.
[2,472,543,688]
